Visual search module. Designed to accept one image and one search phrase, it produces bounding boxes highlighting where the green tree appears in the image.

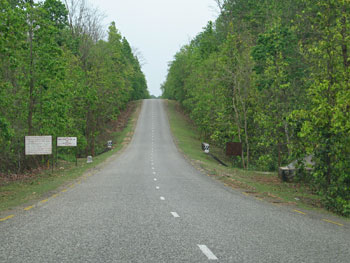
[292,0,350,215]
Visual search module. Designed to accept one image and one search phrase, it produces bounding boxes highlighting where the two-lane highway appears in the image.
[1,99,349,262]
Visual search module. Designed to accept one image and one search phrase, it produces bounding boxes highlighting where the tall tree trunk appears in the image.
[85,110,92,156]
[232,83,246,169]
[283,120,291,156]
[278,141,281,168]
[243,103,249,168]
[238,81,250,169]
[91,111,95,156]
[341,10,349,70]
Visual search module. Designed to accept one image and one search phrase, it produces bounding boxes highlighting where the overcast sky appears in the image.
[96,0,218,97]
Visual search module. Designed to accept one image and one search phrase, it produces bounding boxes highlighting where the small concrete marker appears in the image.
[197,245,218,260]
[171,212,180,218]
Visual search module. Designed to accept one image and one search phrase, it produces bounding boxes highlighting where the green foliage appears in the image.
[0,1,148,173]
[162,0,350,216]
[291,0,350,216]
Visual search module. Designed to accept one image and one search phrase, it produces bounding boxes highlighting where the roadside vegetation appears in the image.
[0,0,149,175]
[166,100,348,218]
[0,100,141,212]
[162,0,350,216]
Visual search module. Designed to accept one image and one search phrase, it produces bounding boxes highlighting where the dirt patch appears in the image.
[297,196,323,208]
[221,176,255,190]
[97,101,138,145]
[0,167,47,186]
[251,175,282,185]
[0,191,13,197]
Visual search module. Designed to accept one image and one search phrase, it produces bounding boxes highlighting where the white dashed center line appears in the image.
[197,245,218,260]
[160,196,165,201]
[156,186,160,190]
[171,212,180,218]
[154,178,157,181]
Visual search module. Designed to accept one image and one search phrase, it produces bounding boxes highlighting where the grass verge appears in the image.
[166,100,349,220]
[0,100,142,213]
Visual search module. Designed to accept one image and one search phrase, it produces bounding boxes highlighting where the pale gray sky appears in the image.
[97,0,218,97]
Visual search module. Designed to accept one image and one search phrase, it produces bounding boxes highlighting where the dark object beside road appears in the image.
[226,142,242,156]
[279,155,314,182]
[201,142,228,167]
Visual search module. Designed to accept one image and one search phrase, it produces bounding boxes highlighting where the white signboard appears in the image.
[57,137,77,147]
[25,136,52,155]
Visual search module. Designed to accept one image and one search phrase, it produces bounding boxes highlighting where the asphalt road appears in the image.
[1,99,349,262]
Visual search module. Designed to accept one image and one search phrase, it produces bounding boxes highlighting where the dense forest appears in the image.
[162,0,350,216]
[0,0,149,173]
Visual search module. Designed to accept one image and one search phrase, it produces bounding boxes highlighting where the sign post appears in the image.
[57,137,78,166]
[226,142,242,157]
[25,136,52,155]
[226,142,243,167]
[25,136,53,172]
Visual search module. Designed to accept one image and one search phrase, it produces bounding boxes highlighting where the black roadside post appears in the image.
[56,137,58,168]
[23,136,26,172]
[52,149,54,174]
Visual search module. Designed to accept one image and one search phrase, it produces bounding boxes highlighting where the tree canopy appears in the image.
[0,0,149,173]
[162,0,350,216]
